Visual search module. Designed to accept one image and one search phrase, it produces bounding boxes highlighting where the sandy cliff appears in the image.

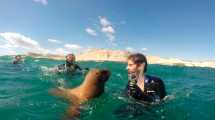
[27,49,215,68]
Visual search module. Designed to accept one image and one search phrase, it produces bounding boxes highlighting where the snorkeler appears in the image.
[12,55,23,64]
[55,53,88,74]
[125,53,166,103]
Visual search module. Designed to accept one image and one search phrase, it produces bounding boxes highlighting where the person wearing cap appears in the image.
[125,53,166,103]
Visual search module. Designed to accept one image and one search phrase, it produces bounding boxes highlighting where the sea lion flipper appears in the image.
[66,105,81,119]
[49,87,80,105]
[49,88,70,99]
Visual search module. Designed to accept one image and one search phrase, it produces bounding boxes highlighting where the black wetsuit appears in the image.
[57,61,82,73]
[125,74,166,103]
[12,60,21,64]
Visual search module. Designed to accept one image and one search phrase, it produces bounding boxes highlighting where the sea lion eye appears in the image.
[95,71,99,74]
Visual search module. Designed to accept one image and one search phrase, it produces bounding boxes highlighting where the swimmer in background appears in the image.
[12,55,23,64]
[51,53,89,74]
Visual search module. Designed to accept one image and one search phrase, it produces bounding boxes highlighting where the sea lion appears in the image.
[50,68,111,118]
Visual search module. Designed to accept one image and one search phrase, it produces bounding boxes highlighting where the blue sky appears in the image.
[0,0,215,60]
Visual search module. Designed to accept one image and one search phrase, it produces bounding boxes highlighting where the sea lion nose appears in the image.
[102,69,111,76]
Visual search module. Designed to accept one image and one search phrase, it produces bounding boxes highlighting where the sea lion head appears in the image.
[84,68,111,86]
[97,69,111,83]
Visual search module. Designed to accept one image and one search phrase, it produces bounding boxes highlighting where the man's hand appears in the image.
[128,73,137,95]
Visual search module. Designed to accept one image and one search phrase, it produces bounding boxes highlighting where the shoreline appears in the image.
[3,49,215,69]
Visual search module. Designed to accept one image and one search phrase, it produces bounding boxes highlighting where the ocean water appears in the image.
[0,56,215,120]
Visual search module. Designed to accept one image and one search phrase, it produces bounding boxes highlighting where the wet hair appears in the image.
[66,54,76,62]
[15,55,21,59]
[127,53,148,73]
[66,54,75,58]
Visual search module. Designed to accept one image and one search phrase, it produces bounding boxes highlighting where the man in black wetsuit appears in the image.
[56,54,83,73]
[125,53,166,103]
[12,55,23,64]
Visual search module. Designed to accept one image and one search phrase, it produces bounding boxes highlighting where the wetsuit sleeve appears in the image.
[13,60,18,64]
[57,64,65,70]
[154,78,166,99]
[75,64,82,71]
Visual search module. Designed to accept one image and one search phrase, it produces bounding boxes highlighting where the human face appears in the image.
[66,55,75,63]
[15,56,22,61]
[126,60,139,74]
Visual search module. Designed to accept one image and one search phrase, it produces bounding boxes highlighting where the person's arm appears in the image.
[54,64,66,73]
[12,60,17,64]
[75,64,82,71]
[154,78,166,99]
[75,64,90,75]
[127,74,141,98]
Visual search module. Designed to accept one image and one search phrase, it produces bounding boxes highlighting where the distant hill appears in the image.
[27,49,215,68]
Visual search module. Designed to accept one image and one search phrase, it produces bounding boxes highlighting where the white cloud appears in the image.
[0,38,17,55]
[54,48,69,55]
[106,34,115,42]
[99,16,111,27]
[0,32,51,55]
[126,47,136,52]
[99,16,116,43]
[0,48,17,56]
[102,25,115,34]
[0,32,40,49]
[33,0,48,5]
[141,48,148,52]
[53,44,83,55]
[36,47,50,54]
[48,38,62,44]
[64,44,82,50]
[0,43,13,50]
[0,32,85,56]
[6,50,17,55]
[85,28,97,36]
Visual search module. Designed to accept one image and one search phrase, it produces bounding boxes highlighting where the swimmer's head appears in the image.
[127,53,147,74]
[66,54,75,63]
[15,55,22,61]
